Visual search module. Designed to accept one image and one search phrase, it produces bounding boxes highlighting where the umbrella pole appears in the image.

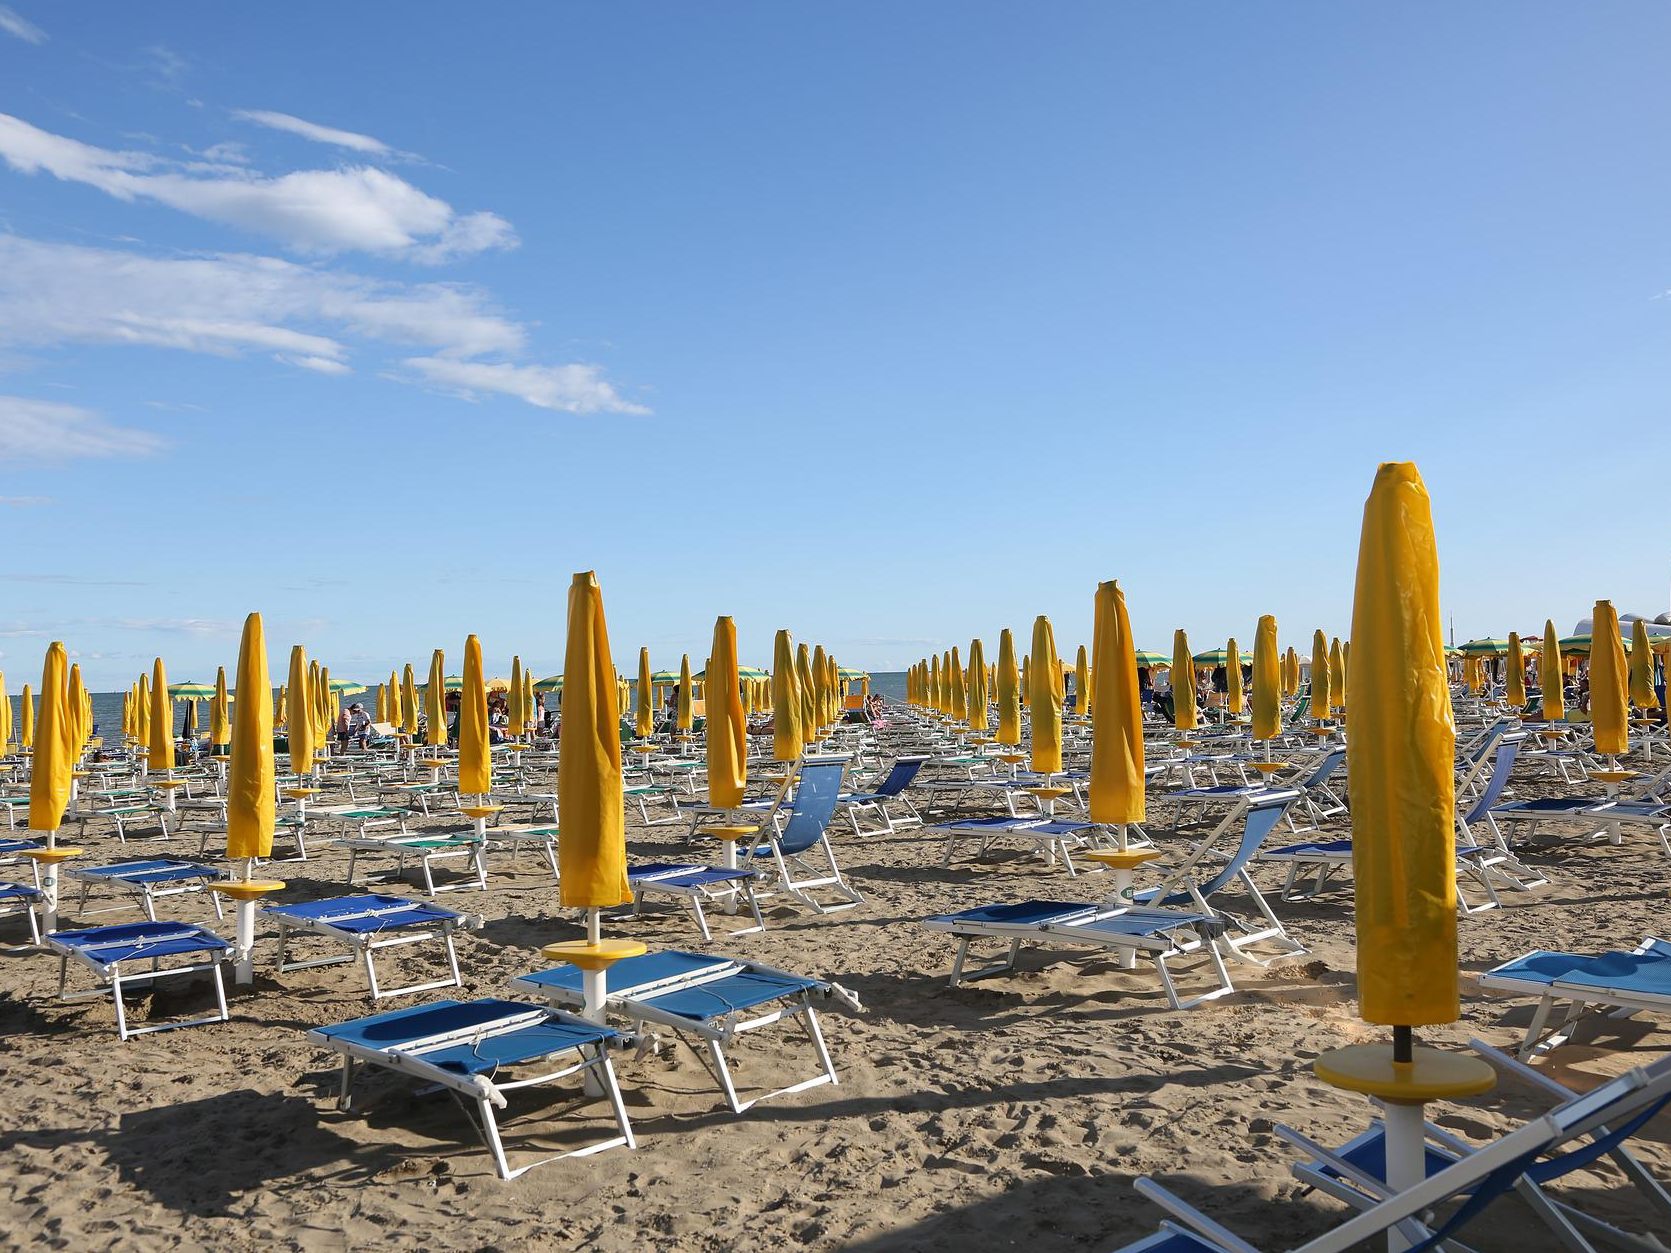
[1380,1026,1425,1253]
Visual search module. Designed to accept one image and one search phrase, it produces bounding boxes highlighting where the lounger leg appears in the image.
[802,1005,839,1088]
[689,895,713,943]
[211,961,229,1024]
[112,969,129,1041]
[596,1046,637,1150]
[363,943,382,1001]
[477,1095,514,1180]
[708,1039,745,1113]
[443,931,463,990]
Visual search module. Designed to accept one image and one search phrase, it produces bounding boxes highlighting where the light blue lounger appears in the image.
[308,997,634,1180]
[264,893,472,1001]
[1479,936,1671,1059]
[70,858,226,922]
[0,880,41,943]
[513,949,861,1113]
[935,816,1099,876]
[47,920,230,1040]
[623,863,765,940]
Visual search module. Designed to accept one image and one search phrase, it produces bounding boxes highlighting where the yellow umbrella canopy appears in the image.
[812,645,831,726]
[706,616,747,808]
[1283,646,1300,698]
[947,645,965,721]
[966,638,989,732]
[28,642,72,837]
[557,572,630,908]
[148,656,174,773]
[635,647,654,738]
[1328,637,1346,712]
[929,652,942,713]
[676,653,694,732]
[1504,633,1527,707]
[1170,629,1197,731]
[211,666,231,747]
[1225,636,1244,716]
[995,628,1022,746]
[1089,581,1145,825]
[508,655,525,736]
[274,684,285,727]
[1348,461,1458,1027]
[1029,615,1063,774]
[287,646,315,774]
[1629,618,1659,711]
[402,663,419,737]
[67,663,87,756]
[19,682,33,750]
[1251,616,1280,741]
[0,670,10,752]
[458,634,491,797]
[388,669,401,725]
[524,667,537,732]
[1590,600,1629,756]
[795,643,816,739]
[227,613,276,861]
[1540,619,1565,722]
[1021,655,1031,708]
[1310,629,1332,715]
[1074,644,1090,719]
[425,649,447,748]
[771,630,804,762]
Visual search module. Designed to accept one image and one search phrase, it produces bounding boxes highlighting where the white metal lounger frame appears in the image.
[270,902,472,1002]
[1479,937,1671,1060]
[624,865,767,941]
[339,833,489,896]
[53,930,230,1041]
[71,862,226,922]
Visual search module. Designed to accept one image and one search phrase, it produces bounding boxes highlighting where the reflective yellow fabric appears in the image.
[1311,629,1332,715]
[635,647,654,738]
[19,683,33,750]
[149,657,174,772]
[1171,630,1197,731]
[67,663,87,755]
[1225,637,1244,716]
[211,666,231,746]
[509,656,525,736]
[1505,633,1526,707]
[1329,638,1346,712]
[796,644,816,740]
[995,629,1021,745]
[1252,616,1280,741]
[288,646,315,772]
[1590,601,1629,755]
[28,643,72,833]
[706,616,747,808]
[1029,616,1063,774]
[1089,581,1145,824]
[966,638,989,731]
[1021,655,1030,709]
[402,664,419,737]
[1284,647,1299,698]
[557,572,630,908]
[929,653,941,712]
[425,650,447,748]
[772,630,804,762]
[1541,620,1565,722]
[227,613,275,860]
[948,645,965,721]
[1348,462,1458,1027]
[0,671,10,751]
[1629,618,1659,710]
[458,634,491,796]
[1075,644,1090,719]
[677,654,694,732]
[813,645,831,728]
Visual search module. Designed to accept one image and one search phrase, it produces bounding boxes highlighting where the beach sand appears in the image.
[1,764,1667,1251]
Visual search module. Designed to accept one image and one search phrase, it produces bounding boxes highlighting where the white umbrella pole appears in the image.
[41,825,59,933]
[233,855,257,984]
[580,907,608,1096]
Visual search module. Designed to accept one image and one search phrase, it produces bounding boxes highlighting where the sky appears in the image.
[1,3,1668,690]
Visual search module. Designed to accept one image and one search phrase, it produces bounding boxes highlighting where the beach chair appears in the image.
[837,755,928,836]
[264,894,475,1001]
[46,920,230,1040]
[1488,763,1671,852]
[622,862,766,940]
[0,836,42,883]
[1478,936,1671,1059]
[69,858,226,922]
[1108,1052,1671,1253]
[935,815,1100,876]
[307,998,634,1180]
[339,831,488,896]
[0,880,41,943]
[512,949,861,1114]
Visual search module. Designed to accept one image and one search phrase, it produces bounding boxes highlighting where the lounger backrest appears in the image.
[1298,748,1346,791]
[1462,740,1520,825]
[876,756,928,797]
[773,757,847,855]
[1148,791,1298,907]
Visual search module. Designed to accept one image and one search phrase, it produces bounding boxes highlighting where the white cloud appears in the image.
[0,112,515,262]
[231,109,390,156]
[285,354,351,376]
[402,356,650,415]
[0,5,44,43]
[0,395,163,460]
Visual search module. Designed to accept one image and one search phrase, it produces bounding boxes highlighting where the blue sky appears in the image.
[1,3,1668,689]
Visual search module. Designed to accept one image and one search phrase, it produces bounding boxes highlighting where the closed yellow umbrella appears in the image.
[0,670,10,753]
[1591,600,1629,757]
[1328,637,1346,713]
[508,655,525,737]
[1029,616,1062,774]
[1225,637,1244,716]
[67,663,87,758]
[1629,618,1659,711]
[1021,655,1031,708]
[707,616,747,808]
[557,572,630,910]
[1541,620,1565,723]
[635,647,654,738]
[148,657,173,773]
[27,643,75,927]
[796,643,817,741]
[275,684,286,727]
[1310,629,1331,716]
[929,653,942,713]
[425,649,447,749]
[1505,633,1527,708]
[676,653,694,733]
[967,638,989,732]
[525,667,537,734]
[1252,616,1280,742]
[995,629,1021,746]
[1284,646,1299,698]
[813,645,831,728]
[402,664,419,737]
[1089,581,1146,841]
[458,634,491,798]
[18,683,32,751]
[227,612,276,864]
[772,630,804,762]
[1170,630,1197,731]
[1074,644,1090,719]
[288,646,315,775]
[208,666,229,750]
[948,645,965,721]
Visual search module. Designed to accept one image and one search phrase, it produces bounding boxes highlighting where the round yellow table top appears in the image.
[209,879,287,900]
[1536,728,1567,738]
[1249,761,1288,775]
[1082,849,1163,869]
[1590,769,1639,784]
[1174,739,1198,750]
[1025,786,1072,800]
[460,805,504,819]
[152,779,189,789]
[284,787,319,798]
[211,754,232,762]
[22,846,84,862]
[996,753,1027,764]
[1315,1044,1496,1105]
[419,758,449,769]
[705,825,760,842]
[541,938,648,970]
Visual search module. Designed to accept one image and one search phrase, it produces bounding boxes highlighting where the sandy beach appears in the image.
[2,736,1666,1252]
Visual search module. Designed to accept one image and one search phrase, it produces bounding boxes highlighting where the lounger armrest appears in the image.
[1131,1180,1260,1253]
[1467,1037,1575,1099]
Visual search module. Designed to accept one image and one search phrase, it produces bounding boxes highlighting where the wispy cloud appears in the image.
[0,494,49,506]
[0,112,514,262]
[0,5,44,44]
[232,109,390,156]
[0,395,163,460]
[403,357,651,415]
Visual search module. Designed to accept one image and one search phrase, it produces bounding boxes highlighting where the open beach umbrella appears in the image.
[1310,629,1331,715]
[1090,581,1145,835]
[1591,600,1629,757]
[706,616,747,808]
[967,638,989,732]
[1459,638,1509,656]
[1190,648,1250,668]
[1629,618,1659,711]
[676,654,694,733]
[772,630,804,762]
[535,674,565,693]
[1252,617,1280,742]
[211,666,231,749]
[1504,633,1526,708]
[1540,620,1565,722]
[288,646,314,774]
[557,572,630,912]
[1170,630,1197,731]
[1074,645,1090,718]
[1225,637,1244,716]
[168,680,215,700]
[402,664,419,736]
[457,635,491,798]
[329,679,366,696]
[635,648,653,738]
[796,643,817,740]
[1029,616,1062,775]
[1133,650,1170,669]
[227,612,275,864]
[995,628,1021,746]
[149,657,174,774]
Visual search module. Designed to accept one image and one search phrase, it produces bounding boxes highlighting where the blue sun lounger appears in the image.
[623,863,765,940]
[837,755,928,836]
[1478,936,1671,1059]
[307,997,634,1180]
[46,920,230,1040]
[264,894,473,1001]
[512,949,861,1114]
[935,816,1099,876]
[69,858,226,922]
[0,880,41,943]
